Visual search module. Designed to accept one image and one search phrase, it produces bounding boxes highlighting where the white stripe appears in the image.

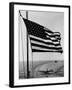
[45,31,53,36]
[31,40,61,48]
[29,35,59,44]
[54,32,61,35]
[45,31,60,36]
[46,35,59,41]
[29,35,52,42]
[32,46,61,51]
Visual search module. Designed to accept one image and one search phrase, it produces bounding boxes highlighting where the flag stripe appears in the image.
[45,31,61,37]
[31,43,62,50]
[32,46,63,53]
[29,35,60,43]
[43,27,53,34]
[30,37,60,46]
[46,35,61,40]
[29,35,60,45]
[46,35,61,41]
[31,40,61,48]
[32,49,63,53]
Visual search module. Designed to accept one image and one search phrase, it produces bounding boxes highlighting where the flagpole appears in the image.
[19,11,26,78]
[26,11,34,78]
[26,11,30,78]
[20,17,25,78]
[29,37,34,78]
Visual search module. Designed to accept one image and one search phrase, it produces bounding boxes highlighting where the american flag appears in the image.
[23,18,63,53]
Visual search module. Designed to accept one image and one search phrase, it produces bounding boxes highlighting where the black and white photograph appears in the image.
[9,2,70,87]
[19,10,64,79]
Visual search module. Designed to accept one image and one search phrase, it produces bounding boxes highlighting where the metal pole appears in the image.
[26,11,30,78]
[19,11,25,78]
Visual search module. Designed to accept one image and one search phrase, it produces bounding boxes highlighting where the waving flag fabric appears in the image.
[23,18,63,53]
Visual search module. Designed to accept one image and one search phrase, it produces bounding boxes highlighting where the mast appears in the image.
[26,11,30,78]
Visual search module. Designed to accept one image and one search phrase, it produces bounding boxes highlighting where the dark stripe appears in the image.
[30,36,59,42]
[32,49,63,53]
[44,28,53,34]
[31,43,62,50]
[30,37,60,46]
